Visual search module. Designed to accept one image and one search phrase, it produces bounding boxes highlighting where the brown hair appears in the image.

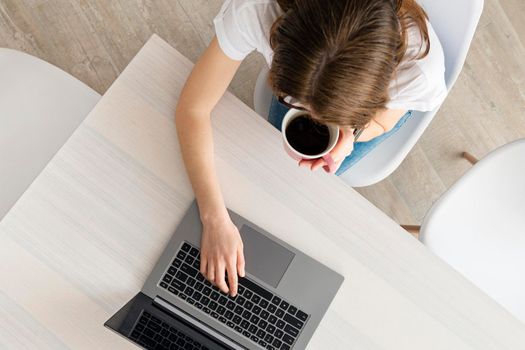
[269,0,429,129]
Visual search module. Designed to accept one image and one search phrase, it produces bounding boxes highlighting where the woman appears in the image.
[175,0,446,296]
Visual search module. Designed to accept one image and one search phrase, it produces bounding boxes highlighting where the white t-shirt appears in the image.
[213,0,447,112]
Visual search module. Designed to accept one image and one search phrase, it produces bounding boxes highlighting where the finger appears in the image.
[298,159,312,168]
[311,158,326,171]
[226,260,238,297]
[214,262,230,294]
[237,246,245,277]
[207,261,215,284]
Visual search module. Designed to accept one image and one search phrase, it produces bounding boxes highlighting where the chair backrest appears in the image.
[0,49,100,220]
[339,0,484,187]
[420,0,484,88]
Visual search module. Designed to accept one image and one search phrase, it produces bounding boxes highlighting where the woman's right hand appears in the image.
[200,213,245,297]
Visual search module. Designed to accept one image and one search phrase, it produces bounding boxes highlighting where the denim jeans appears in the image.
[268,95,413,175]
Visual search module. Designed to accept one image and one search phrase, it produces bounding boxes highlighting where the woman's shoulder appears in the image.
[213,0,282,63]
[387,20,447,112]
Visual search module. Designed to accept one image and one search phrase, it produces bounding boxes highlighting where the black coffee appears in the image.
[285,115,330,155]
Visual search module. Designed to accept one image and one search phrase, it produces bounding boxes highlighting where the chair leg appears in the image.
[462,151,478,165]
[401,225,420,238]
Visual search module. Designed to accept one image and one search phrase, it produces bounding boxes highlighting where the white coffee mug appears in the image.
[281,108,340,173]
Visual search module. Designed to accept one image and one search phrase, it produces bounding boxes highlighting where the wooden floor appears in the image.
[1,0,524,225]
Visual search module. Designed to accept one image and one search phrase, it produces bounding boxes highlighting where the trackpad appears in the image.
[240,225,295,288]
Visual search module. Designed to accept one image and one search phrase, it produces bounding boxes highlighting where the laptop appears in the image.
[105,201,343,350]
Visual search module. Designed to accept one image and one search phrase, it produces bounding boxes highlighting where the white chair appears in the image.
[253,0,484,187]
[412,140,525,323]
[0,49,101,220]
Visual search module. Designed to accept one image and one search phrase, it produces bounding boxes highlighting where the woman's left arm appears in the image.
[356,108,407,142]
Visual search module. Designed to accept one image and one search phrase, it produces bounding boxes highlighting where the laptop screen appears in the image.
[105,292,234,350]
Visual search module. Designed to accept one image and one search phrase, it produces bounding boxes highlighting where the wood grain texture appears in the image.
[1,35,525,349]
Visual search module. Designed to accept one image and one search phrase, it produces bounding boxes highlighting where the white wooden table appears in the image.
[1,35,524,350]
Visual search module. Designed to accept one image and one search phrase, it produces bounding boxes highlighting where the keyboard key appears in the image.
[244,301,254,311]
[187,278,196,287]
[203,307,211,314]
[189,247,199,257]
[226,301,235,310]
[175,271,188,283]
[209,301,218,310]
[233,315,242,324]
[283,313,304,330]
[168,286,178,294]
[181,264,198,277]
[201,298,210,306]
[268,304,277,313]
[184,256,194,265]
[172,280,185,291]
[259,299,269,308]
[193,260,200,270]
[184,286,194,296]
[177,251,186,260]
[225,311,234,320]
[168,267,177,275]
[268,315,278,325]
[248,324,258,334]
[192,291,202,301]
[217,306,226,315]
[218,296,228,305]
[243,289,253,299]
[242,310,252,320]
[260,310,270,320]
[195,303,203,309]
[282,334,294,345]
[236,296,246,306]
[235,326,243,333]
[250,335,259,343]
[196,273,205,282]
[234,305,244,315]
[243,331,251,338]
[195,283,204,292]
[280,300,289,311]
[275,308,285,318]
[256,329,266,338]
[250,315,260,324]
[264,333,274,343]
[219,316,227,323]
[272,338,282,348]
[181,242,191,252]
[162,275,172,283]
[284,324,299,338]
[266,324,276,334]
[282,345,291,350]
[160,282,169,289]
[288,305,297,316]
[258,339,267,347]
[227,321,235,328]
[277,320,285,329]
[258,320,268,329]
[252,305,262,315]
[187,298,195,305]
[274,329,284,339]
[271,296,281,305]
[241,320,250,329]
[202,287,212,296]
[296,310,308,322]
[210,292,220,301]
[211,312,219,319]
[252,294,261,304]
[173,258,182,268]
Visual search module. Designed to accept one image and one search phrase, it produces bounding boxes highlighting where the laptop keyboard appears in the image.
[159,241,309,350]
[130,311,208,350]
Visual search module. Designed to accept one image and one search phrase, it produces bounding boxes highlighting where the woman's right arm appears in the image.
[175,37,244,297]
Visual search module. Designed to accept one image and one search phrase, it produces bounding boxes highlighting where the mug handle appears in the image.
[322,153,338,174]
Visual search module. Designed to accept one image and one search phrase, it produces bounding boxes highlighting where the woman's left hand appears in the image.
[298,127,355,173]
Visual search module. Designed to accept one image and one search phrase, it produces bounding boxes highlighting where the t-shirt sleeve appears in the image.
[386,63,447,112]
[213,0,256,61]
